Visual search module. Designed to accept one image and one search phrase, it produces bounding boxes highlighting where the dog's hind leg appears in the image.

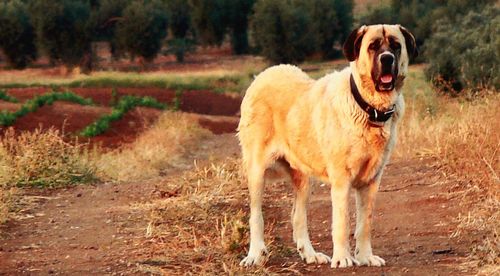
[291,169,331,264]
[354,181,386,266]
[240,155,268,266]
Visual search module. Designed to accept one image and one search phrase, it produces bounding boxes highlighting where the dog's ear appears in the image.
[399,25,418,60]
[343,25,367,62]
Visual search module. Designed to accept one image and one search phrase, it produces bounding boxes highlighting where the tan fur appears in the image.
[238,24,412,268]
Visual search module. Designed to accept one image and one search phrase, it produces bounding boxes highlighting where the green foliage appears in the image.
[116,0,168,62]
[357,0,497,56]
[0,91,94,126]
[189,0,227,46]
[357,4,396,26]
[0,90,19,103]
[299,0,354,59]
[88,0,127,58]
[251,0,353,63]
[0,0,37,69]
[81,95,167,137]
[226,0,255,55]
[165,0,193,62]
[425,6,499,92]
[251,0,316,64]
[164,38,195,63]
[166,0,191,38]
[332,0,354,45]
[30,0,92,68]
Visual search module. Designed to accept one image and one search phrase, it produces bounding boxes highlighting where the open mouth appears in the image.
[377,74,394,91]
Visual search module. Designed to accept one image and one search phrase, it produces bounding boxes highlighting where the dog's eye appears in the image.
[391,42,401,50]
[369,42,379,50]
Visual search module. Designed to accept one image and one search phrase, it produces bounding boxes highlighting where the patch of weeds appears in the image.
[80,95,167,137]
[110,88,119,106]
[0,128,97,188]
[0,90,19,103]
[173,90,183,111]
[0,91,94,126]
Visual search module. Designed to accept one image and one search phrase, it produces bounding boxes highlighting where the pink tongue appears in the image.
[381,75,393,83]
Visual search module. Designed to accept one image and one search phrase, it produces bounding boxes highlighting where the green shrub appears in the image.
[332,0,354,45]
[30,0,92,68]
[0,91,94,126]
[425,7,499,92]
[251,0,353,63]
[357,0,497,58]
[251,0,316,64]
[0,90,19,103]
[116,0,169,62]
[357,4,396,26]
[299,0,353,59]
[226,0,255,55]
[189,0,228,46]
[0,0,37,69]
[165,0,193,62]
[88,0,128,59]
[81,95,167,137]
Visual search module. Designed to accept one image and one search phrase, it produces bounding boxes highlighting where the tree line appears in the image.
[0,0,353,70]
[0,0,497,92]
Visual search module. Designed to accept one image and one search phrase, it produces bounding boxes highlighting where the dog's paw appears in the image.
[355,253,386,266]
[331,253,359,268]
[240,248,268,267]
[300,251,331,264]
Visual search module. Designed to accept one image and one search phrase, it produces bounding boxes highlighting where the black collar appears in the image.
[350,74,395,124]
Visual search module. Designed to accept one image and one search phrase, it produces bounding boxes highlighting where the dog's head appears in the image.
[343,24,417,93]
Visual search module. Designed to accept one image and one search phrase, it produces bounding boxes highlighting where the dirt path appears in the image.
[0,134,475,275]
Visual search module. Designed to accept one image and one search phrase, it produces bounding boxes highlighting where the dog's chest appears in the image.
[348,129,391,186]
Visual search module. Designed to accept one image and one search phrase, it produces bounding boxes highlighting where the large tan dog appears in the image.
[238,24,417,268]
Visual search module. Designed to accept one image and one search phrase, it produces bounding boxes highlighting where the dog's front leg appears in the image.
[330,173,359,268]
[354,180,386,266]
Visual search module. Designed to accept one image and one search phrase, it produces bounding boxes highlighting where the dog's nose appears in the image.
[380,53,395,67]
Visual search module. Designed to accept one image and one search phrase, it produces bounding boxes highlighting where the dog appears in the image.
[237,24,417,268]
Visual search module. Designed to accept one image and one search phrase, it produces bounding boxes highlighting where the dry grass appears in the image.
[397,69,500,271]
[94,111,211,182]
[0,128,96,223]
[0,112,209,224]
[140,157,249,274]
[0,128,96,188]
[137,157,290,274]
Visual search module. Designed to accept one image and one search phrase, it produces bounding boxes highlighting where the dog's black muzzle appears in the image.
[374,52,398,92]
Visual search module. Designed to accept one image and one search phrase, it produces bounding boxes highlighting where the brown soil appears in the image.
[0,134,477,275]
[1,88,241,148]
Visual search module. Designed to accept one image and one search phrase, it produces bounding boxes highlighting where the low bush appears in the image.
[81,95,166,137]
